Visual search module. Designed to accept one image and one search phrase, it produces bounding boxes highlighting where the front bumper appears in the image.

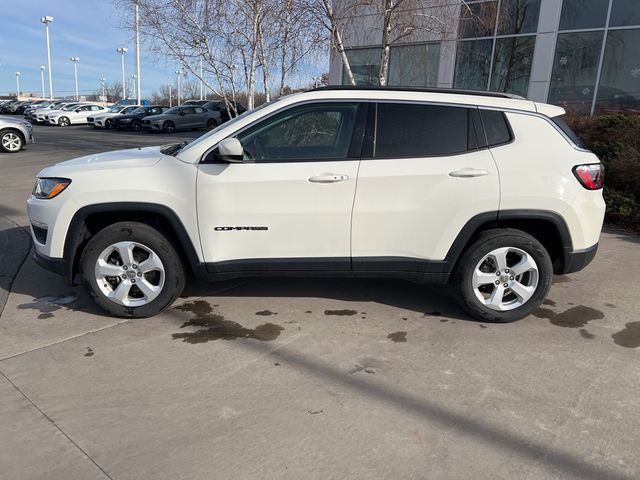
[33,250,67,277]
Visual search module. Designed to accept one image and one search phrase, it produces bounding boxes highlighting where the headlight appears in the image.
[32,178,71,199]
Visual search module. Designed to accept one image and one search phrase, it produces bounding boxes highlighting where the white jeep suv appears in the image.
[27,87,605,321]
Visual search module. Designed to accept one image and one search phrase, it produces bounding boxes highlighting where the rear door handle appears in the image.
[308,174,349,183]
[448,168,489,178]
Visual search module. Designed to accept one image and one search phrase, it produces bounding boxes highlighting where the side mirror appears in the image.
[179,111,186,116]
[216,138,244,163]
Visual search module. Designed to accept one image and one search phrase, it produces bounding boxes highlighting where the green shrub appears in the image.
[567,114,640,231]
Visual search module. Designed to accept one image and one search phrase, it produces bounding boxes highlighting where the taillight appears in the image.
[573,164,604,190]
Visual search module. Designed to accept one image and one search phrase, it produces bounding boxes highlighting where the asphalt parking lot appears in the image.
[0,124,639,480]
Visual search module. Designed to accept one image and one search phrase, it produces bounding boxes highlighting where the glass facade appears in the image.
[550,0,640,114]
[343,43,440,87]
[454,0,540,96]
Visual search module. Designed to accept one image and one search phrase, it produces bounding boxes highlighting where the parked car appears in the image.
[1,100,28,114]
[36,103,82,123]
[0,116,33,153]
[29,101,68,122]
[110,105,170,131]
[15,101,41,115]
[48,104,109,126]
[24,101,54,119]
[203,101,247,122]
[26,86,605,321]
[89,105,141,128]
[141,105,220,133]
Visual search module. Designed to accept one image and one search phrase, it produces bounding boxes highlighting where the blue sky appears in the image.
[0,0,180,98]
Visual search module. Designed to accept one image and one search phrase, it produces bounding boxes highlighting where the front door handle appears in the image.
[308,174,349,183]
[448,168,489,178]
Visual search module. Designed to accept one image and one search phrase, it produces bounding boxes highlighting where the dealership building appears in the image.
[328,0,640,114]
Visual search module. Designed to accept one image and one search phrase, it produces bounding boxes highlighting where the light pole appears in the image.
[40,66,46,99]
[130,74,137,99]
[117,47,128,99]
[100,78,106,102]
[41,16,54,99]
[199,57,203,100]
[169,83,173,107]
[15,72,21,98]
[70,57,80,100]
[175,70,184,105]
[134,0,141,104]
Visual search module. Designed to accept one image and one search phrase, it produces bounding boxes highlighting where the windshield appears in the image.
[179,100,277,154]
[108,106,123,113]
[130,107,147,114]
[164,107,181,115]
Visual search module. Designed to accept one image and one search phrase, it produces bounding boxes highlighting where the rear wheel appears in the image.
[163,121,175,133]
[453,229,553,322]
[80,222,185,318]
[206,118,217,129]
[0,129,24,152]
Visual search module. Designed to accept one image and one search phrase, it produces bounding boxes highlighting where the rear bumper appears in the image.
[560,243,598,275]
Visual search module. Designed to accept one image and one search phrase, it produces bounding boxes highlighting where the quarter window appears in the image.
[236,103,361,162]
[479,110,512,146]
[375,103,476,158]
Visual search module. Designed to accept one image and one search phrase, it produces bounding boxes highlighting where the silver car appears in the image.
[141,105,221,133]
[0,116,34,153]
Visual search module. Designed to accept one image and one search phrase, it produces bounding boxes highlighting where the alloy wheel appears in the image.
[94,241,165,307]
[1,132,23,152]
[472,247,539,311]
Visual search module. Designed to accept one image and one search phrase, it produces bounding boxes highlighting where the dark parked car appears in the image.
[141,105,221,133]
[203,101,247,122]
[110,105,170,131]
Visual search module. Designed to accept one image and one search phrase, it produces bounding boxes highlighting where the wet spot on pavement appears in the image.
[579,329,595,340]
[172,300,284,344]
[543,299,557,307]
[84,347,94,357]
[387,331,407,343]
[308,409,323,415]
[255,310,277,316]
[18,294,77,315]
[324,309,357,316]
[612,322,640,349]
[401,317,408,321]
[440,319,448,323]
[479,324,488,329]
[37,313,54,319]
[533,305,604,328]
[605,303,616,308]
[305,310,312,314]
[424,311,442,317]
[553,276,572,284]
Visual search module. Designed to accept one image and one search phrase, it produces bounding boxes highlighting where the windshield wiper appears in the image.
[161,141,188,156]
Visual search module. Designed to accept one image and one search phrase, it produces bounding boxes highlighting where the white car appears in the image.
[27,87,605,321]
[49,104,109,126]
[89,105,141,128]
[36,103,82,123]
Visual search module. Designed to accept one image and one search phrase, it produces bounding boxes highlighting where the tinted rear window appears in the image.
[551,115,587,149]
[375,103,475,157]
[479,110,512,146]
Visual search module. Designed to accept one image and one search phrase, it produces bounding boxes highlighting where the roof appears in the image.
[304,85,564,117]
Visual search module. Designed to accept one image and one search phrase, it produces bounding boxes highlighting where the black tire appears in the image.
[105,118,112,128]
[206,118,217,129]
[453,228,553,323]
[80,222,185,318]
[0,129,24,153]
[163,121,175,133]
[131,119,142,131]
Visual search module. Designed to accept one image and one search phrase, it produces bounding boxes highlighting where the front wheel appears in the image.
[0,130,24,152]
[163,121,175,133]
[131,119,142,131]
[80,222,185,318]
[453,229,553,323]
[105,119,112,128]
[58,116,70,127]
[206,118,218,129]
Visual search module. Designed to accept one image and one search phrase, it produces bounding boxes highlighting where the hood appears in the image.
[38,146,165,176]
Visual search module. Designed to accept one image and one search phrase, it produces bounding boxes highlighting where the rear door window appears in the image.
[479,110,513,146]
[374,103,477,157]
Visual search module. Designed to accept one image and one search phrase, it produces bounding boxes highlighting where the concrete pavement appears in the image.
[0,125,639,479]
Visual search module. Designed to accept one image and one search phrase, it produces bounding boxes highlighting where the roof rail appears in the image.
[310,85,525,100]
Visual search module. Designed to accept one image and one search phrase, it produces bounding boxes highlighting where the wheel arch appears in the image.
[63,202,203,285]
[446,210,573,276]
